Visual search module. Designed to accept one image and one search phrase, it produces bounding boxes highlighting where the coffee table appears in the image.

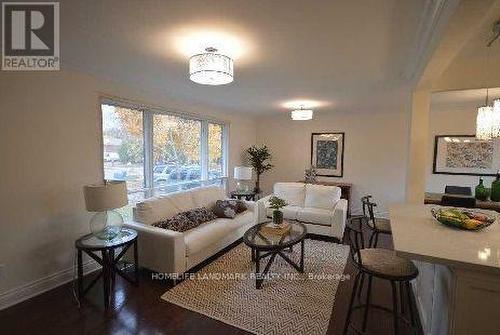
[243,221,307,289]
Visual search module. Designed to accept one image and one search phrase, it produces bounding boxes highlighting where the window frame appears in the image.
[99,96,229,199]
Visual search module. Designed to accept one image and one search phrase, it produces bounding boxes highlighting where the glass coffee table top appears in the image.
[243,221,306,250]
[75,228,137,250]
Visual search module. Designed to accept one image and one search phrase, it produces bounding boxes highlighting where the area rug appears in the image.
[161,240,350,335]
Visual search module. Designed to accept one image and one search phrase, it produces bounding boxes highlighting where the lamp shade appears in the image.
[83,181,128,212]
[234,166,252,180]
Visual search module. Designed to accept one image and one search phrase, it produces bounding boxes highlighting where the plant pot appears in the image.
[272,210,283,225]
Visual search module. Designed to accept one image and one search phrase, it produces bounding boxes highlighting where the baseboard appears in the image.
[0,260,100,311]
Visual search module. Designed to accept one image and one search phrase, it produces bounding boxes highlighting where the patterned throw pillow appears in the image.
[231,199,247,214]
[212,200,247,218]
[153,213,198,232]
[184,207,217,224]
[153,207,217,232]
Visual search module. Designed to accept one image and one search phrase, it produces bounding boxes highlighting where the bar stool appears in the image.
[361,195,392,247]
[343,216,418,335]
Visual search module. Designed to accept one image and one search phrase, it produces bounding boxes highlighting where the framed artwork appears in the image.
[433,135,498,176]
[311,132,344,177]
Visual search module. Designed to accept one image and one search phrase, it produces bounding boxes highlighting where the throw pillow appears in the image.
[153,213,198,232]
[153,207,217,232]
[231,199,247,214]
[213,200,238,219]
[184,207,217,224]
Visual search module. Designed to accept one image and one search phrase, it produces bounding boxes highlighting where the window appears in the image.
[101,100,228,212]
[102,104,146,208]
[153,113,202,195]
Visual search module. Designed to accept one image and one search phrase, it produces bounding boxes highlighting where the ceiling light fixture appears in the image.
[189,47,233,85]
[476,20,500,141]
[291,106,313,121]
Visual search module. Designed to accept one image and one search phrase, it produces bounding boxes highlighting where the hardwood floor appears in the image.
[0,229,421,335]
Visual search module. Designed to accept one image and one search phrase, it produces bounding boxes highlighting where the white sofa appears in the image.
[124,185,257,275]
[257,182,348,239]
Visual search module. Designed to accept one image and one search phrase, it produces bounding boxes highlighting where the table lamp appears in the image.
[234,166,252,192]
[83,180,128,240]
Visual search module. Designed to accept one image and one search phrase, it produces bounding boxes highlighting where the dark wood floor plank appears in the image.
[0,228,421,335]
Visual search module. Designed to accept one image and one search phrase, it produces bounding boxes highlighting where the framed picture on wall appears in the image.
[311,132,344,177]
[433,135,498,176]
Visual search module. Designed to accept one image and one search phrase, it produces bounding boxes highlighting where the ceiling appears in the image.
[61,0,429,115]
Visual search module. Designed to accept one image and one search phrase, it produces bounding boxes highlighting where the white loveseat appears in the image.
[257,182,348,239]
[124,185,257,275]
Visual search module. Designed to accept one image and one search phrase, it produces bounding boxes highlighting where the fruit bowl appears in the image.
[430,207,496,231]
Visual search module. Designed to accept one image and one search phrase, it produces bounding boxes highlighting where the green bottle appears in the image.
[475,178,489,201]
[490,171,500,202]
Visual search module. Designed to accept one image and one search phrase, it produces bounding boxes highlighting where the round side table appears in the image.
[230,190,258,201]
[75,228,138,309]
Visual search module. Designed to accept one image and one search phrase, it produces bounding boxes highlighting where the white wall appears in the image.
[255,107,410,216]
[0,70,256,307]
[426,93,499,193]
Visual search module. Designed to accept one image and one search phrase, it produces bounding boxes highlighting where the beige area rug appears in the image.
[161,240,350,335]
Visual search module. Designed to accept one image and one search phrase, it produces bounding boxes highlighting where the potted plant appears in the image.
[268,196,288,226]
[247,145,273,194]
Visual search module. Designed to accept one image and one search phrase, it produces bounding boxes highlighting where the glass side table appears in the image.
[75,228,139,309]
[230,190,258,201]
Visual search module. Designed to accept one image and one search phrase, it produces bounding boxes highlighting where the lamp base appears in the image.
[89,210,123,240]
[236,181,249,192]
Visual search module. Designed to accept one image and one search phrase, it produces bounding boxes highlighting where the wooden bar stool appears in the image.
[343,216,418,335]
[361,195,392,248]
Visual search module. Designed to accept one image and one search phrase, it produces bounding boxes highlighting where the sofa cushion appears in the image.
[184,211,253,256]
[134,196,179,225]
[191,185,226,208]
[266,205,302,221]
[168,190,196,212]
[273,182,306,207]
[297,207,333,226]
[304,184,341,210]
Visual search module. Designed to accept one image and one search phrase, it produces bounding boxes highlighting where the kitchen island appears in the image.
[390,204,500,335]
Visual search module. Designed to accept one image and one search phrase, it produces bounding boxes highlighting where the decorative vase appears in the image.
[272,210,283,226]
[475,178,489,201]
[491,171,500,202]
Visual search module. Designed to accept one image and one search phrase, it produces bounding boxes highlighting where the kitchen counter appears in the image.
[390,204,500,335]
[391,203,500,274]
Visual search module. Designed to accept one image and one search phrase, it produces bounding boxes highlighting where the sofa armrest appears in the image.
[332,199,348,235]
[256,194,272,223]
[123,221,186,274]
[242,200,259,225]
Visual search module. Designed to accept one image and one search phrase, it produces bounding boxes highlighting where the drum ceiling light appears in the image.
[291,106,313,121]
[189,47,233,85]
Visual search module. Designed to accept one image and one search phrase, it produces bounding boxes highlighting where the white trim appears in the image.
[404,0,459,83]
[99,94,227,125]
[0,261,99,311]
